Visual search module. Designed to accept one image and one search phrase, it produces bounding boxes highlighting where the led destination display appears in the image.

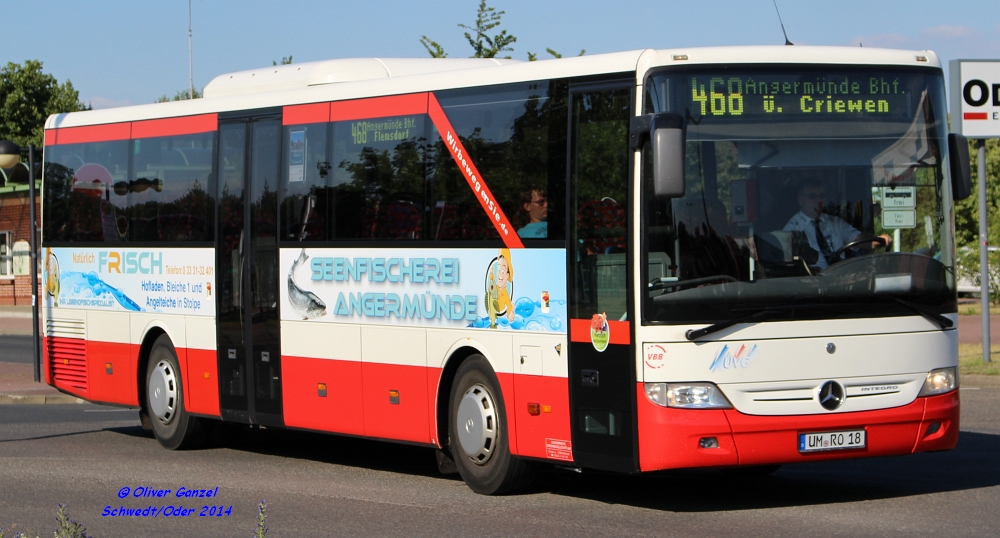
[670,72,926,121]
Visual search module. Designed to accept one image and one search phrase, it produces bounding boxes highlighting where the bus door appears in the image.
[566,82,638,473]
[216,114,284,427]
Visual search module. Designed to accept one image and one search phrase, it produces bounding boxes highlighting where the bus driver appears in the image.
[783,179,864,270]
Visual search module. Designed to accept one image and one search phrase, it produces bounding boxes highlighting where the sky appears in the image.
[3,0,999,109]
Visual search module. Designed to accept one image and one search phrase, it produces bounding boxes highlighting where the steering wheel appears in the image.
[827,234,888,264]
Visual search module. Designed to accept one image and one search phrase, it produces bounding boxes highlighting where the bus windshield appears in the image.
[642,67,956,325]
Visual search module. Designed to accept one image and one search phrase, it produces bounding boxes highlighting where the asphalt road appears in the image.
[0,389,998,537]
[0,335,33,364]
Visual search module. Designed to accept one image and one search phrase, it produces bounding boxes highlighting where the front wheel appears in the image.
[145,335,208,450]
[449,355,534,495]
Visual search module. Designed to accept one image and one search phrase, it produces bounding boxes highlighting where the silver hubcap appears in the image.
[456,383,498,465]
[148,360,177,425]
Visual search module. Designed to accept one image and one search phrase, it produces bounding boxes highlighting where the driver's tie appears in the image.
[813,219,833,260]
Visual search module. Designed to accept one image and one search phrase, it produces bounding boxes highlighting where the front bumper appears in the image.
[636,384,959,472]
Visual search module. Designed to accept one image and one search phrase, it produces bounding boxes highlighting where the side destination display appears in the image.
[44,247,216,316]
[279,247,567,333]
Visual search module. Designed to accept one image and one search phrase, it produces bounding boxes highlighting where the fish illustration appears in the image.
[288,249,326,320]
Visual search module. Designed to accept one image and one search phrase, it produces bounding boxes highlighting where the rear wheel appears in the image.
[449,355,534,495]
[145,335,208,449]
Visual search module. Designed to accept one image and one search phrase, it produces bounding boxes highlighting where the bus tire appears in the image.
[448,355,534,495]
[145,335,207,450]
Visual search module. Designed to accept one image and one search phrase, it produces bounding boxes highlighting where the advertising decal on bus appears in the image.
[279,247,566,332]
[44,247,216,316]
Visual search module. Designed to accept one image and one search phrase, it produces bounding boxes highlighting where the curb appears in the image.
[0,393,85,405]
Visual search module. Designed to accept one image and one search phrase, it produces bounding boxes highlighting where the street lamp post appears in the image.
[0,140,40,383]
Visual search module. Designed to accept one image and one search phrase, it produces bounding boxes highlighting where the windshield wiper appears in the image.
[685,308,787,341]
[685,302,842,341]
[890,297,953,329]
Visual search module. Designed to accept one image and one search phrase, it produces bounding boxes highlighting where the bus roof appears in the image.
[45,45,941,131]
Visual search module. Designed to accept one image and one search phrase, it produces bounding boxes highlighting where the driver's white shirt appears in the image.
[783,211,860,269]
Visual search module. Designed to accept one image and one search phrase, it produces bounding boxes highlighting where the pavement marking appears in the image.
[83,409,135,412]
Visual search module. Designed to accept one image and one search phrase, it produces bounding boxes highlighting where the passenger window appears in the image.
[280,122,329,241]
[430,82,566,242]
[331,116,426,240]
[43,141,129,243]
[128,133,215,242]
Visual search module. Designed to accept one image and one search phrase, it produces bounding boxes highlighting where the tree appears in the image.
[955,139,1000,246]
[273,56,293,66]
[458,0,516,59]
[955,139,1000,304]
[421,1,581,61]
[419,36,448,58]
[0,60,89,148]
[527,48,586,62]
[155,88,202,103]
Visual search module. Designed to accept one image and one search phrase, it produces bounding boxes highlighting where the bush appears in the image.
[957,246,999,306]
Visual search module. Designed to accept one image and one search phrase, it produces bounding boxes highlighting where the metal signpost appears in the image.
[950,60,999,363]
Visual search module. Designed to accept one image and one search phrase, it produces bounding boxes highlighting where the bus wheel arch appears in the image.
[446,353,535,494]
[139,331,208,450]
[435,345,482,450]
[435,339,504,448]
[136,326,168,430]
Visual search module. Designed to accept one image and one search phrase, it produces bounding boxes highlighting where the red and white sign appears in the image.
[545,438,573,461]
[950,60,1000,138]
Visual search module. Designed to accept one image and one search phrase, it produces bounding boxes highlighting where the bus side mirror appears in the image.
[630,113,686,197]
[948,133,972,201]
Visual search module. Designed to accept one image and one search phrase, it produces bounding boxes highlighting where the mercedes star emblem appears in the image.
[818,381,845,411]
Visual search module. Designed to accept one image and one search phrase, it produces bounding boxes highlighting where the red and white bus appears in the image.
[41,46,969,494]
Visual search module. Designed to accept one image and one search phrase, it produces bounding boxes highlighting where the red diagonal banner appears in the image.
[427,93,524,249]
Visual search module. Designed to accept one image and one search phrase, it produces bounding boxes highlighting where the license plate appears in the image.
[798,429,866,452]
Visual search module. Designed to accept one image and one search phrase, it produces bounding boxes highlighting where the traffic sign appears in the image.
[950,60,1000,138]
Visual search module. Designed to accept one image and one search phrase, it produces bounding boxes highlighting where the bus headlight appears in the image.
[644,382,733,409]
[918,367,958,397]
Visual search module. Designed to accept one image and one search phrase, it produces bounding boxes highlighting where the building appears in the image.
[0,164,39,306]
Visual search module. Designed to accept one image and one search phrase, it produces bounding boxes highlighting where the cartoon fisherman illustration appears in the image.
[45,248,60,307]
[485,248,515,328]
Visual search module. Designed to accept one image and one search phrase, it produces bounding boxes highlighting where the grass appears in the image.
[957,302,1000,316]
[959,343,1000,376]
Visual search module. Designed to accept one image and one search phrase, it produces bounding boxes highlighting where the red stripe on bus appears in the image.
[283,356,365,436]
[329,93,429,122]
[427,93,524,249]
[284,102,331,125]
[131,114,218,139]
[86,340,137,406]
[964,112,988,120]
[184,348,220,417]
[45,122,132,145]
[569,319,631,345]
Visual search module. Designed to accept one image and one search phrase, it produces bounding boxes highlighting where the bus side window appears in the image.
[329,116,426,240]
[430,81,566,243]
[128,133,215,242]
[280,123,329,241]
[43,141,129,243]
